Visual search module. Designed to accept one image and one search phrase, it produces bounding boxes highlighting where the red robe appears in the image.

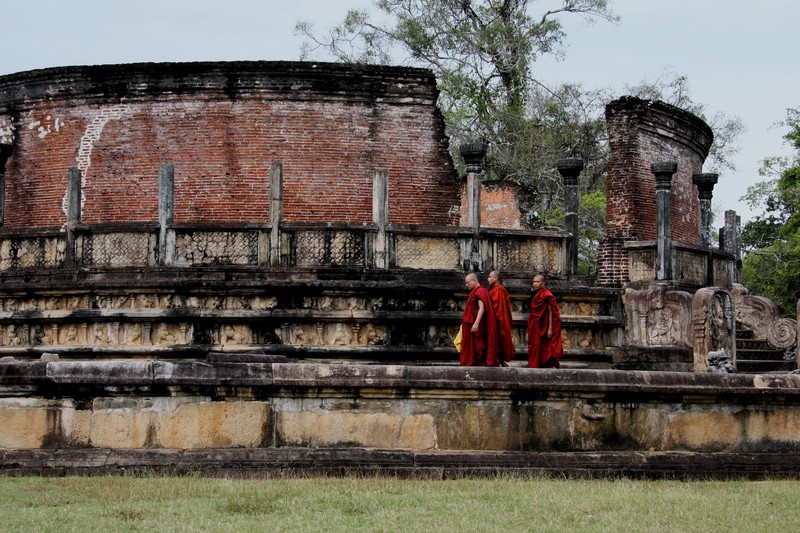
[460,285,500,367]
[489,284,515,365]
[526,287,564,368]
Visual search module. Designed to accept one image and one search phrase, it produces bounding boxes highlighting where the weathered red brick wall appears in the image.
[0,62,459,228]
[604,97,713,244]
[598,97,713,286]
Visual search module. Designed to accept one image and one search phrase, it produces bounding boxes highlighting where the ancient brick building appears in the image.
[0,61,459,228]
[597,96,714,286]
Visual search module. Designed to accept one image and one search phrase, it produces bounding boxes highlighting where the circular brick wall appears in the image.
[0,61,459,228]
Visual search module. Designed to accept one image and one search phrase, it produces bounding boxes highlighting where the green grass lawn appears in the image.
[1,475,799,532]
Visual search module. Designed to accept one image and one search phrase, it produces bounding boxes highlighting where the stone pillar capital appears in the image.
[652,161,678,190]
[459,141,489,174]
[556,157,584,185]
[692,172,719,200]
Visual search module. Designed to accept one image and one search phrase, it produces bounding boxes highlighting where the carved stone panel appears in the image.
[692,288,736,372]
[625,284,692,348]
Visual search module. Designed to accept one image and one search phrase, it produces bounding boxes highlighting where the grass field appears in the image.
[1,475,799,532]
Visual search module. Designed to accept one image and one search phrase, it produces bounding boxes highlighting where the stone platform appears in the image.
[2,358,800,479]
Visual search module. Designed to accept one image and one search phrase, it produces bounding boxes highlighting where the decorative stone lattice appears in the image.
[174,231,258,266]
[293,230,365,267]
[395,235,460,270]
[0,237,65,270]
[82,232,153,267]
[494,238,561,273]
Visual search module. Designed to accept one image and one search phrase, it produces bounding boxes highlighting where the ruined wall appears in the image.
[598,97,713,286]
[0,61,459,227]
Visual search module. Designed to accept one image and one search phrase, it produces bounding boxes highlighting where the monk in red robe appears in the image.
[460,273,500,367]
[488,270,515,366]
[526,274,564,368]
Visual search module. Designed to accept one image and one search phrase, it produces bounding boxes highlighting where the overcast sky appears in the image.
[4,0,798,224]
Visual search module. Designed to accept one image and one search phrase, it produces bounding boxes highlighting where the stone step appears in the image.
[736,348,789,362]
[737,359,797,373]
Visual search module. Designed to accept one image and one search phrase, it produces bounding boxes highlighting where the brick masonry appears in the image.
[598,97,714,285]
[0,62,460,227]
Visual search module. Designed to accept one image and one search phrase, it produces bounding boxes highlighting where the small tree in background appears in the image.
[741,108,800,317]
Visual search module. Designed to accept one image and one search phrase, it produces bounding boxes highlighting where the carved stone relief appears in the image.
[692,288,736,372]
[625,284,692,348]
[733,283,797,353]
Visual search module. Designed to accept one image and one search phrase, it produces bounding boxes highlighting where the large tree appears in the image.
[740,108,800,317]
[296,0,618,215]
[296,2,741,276]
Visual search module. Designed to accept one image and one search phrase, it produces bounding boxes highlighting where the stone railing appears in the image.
[0,222,568,275]
[625,241,736,290]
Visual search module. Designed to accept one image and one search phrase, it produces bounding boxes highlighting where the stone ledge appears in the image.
[2,361,799,397]
[1,448,798,480]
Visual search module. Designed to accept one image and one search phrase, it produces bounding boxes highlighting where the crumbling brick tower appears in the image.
[598,96,714,286]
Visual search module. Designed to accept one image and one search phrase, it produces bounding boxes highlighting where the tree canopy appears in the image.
[740,108,800,317]
[296,2,742,276]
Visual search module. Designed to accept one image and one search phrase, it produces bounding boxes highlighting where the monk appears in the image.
[460,273,500,367]
[487,270,515,365]
[526,274,564,368]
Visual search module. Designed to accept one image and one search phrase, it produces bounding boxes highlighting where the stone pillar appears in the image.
[65,167,82,267]
[721,210,742,283]
[557,158,583,277]
[460,141,488,271]
[652,162,677,281]
[269,162,283,267]
[0,143,12,227]
[372,169,389,269]
[692,173,718,248]
[158,163,175,267]
[598,97,713,286]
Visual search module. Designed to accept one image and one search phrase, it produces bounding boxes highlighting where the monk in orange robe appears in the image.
[526,274,564,368]
[488,270,515,365]
[460,273,500,367]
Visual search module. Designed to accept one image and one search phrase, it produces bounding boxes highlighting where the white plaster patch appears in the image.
[0,119,14,144]
[26,115,64,140]
[62,105,130,217]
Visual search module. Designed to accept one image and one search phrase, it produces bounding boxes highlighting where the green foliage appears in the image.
[625,69,744,173]
[296,1,618,222]
[741,107,800,317]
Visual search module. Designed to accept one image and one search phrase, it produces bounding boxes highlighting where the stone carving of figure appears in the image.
[155,323,177,344]
[135,294,156,309]
[358,323,387,346]
[709,293,733,353]
[62,324,78,344]
[289,324,309,344]
[331,323,350,346]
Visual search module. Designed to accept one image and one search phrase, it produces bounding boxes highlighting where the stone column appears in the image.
[692,173,718,248]
[652,162,678,281]
[372,169,389,269]
[460,141,488,271]
[158,163,175,266]
[721,210,742,283]
[65,167,82,267]
[269,162,283,267]
[0,143,12,227]
[557,158,583,277]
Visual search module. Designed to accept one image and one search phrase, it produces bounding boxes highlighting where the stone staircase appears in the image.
[736,326,797,374]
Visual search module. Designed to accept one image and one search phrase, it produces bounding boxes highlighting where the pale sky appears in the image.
[4,0,798,225]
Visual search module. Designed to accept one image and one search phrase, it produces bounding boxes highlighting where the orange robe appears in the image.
[489,284,515,365]
[526,287,563,368]
[460,285,500,367]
